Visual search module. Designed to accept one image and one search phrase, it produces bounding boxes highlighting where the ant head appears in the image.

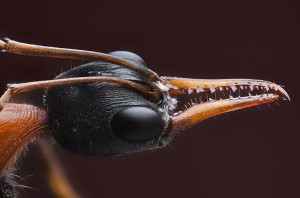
[46,52,171,156]
[45,51,290,156]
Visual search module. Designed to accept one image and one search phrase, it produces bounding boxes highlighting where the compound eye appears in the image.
[109,51,147,66]
[111,107,164,142]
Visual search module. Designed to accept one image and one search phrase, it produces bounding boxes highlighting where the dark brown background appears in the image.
[0,0,299,198]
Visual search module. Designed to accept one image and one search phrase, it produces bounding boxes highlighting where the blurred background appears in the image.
[0,0,299,198]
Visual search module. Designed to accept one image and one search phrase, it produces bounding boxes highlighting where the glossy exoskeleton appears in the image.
[47,52,167,156]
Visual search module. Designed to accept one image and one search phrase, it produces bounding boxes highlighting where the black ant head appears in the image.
[46,51,290,156]
[46,51,171,156]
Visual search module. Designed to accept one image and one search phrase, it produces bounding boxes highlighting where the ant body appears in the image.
[0,38,289,198]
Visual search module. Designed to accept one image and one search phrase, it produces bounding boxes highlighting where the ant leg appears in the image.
[0,76,154,110]
[0,38,157,79]
[36,139,82,198]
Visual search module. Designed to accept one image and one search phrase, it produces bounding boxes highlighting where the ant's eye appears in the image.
[111,107,164,142]
[109,51,147,66]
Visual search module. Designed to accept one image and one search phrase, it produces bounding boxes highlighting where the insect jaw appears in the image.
[159,77,290,135]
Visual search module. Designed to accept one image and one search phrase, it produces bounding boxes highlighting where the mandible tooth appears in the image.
[231,85,237,92]
[265,86,269,91]
[196,87,204,93]
[188,88,193,94]
[249,85,254,91]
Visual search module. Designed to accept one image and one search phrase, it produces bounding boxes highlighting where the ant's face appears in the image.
[46,51,289,156]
